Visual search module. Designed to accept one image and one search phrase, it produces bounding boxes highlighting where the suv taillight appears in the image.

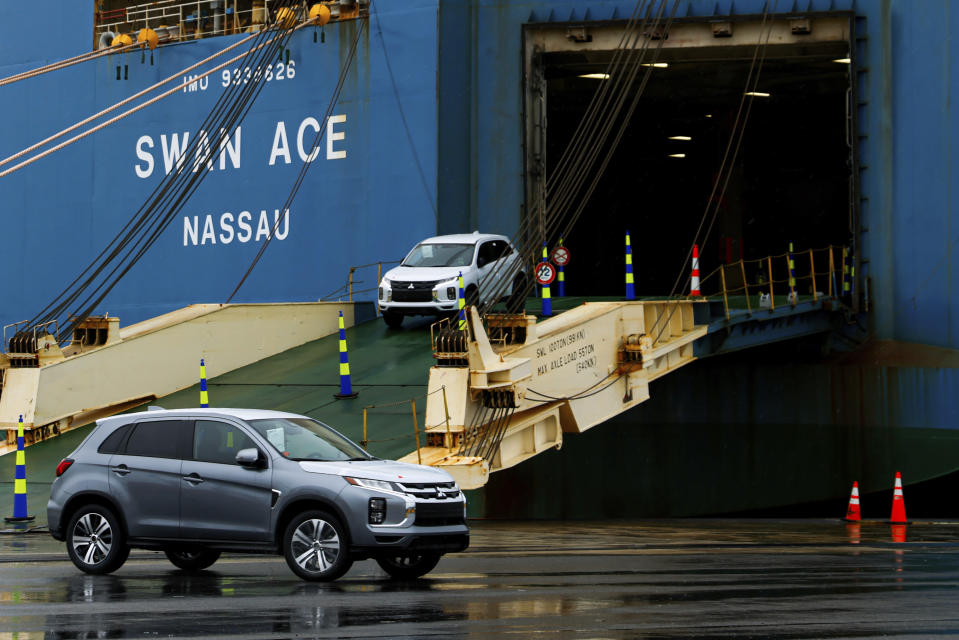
[55,458,74,477]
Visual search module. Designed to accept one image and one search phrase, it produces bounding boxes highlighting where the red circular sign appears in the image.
[535,261,556,285]
[550,246,571,266]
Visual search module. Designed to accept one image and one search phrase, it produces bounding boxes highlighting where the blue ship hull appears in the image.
[3,1,959,515]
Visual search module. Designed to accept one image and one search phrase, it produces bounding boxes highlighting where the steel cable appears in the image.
[477,1,662,313]
[480,1,677,313]
[0,31,262,170]
[226,5,368,303]
[0,43,138,87]
[20,1,303,342]
[649,0,778,346]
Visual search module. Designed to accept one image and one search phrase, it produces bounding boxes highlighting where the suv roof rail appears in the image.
[147,405,166,411]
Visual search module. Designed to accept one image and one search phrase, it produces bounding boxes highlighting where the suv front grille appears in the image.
[397,481,460,500]
[414,502,465,527]
[390,280,440,303]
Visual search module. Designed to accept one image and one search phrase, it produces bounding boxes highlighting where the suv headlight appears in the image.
[346,477,396,492]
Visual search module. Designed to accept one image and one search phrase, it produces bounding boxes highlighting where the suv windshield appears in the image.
[249,418,370,461]
[402,243,475,268]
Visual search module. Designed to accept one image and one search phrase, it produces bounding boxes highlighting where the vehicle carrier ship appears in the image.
[1,0,958,519]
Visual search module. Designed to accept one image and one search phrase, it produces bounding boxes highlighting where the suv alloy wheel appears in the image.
[66,505,130,574]
[283,510,353,581]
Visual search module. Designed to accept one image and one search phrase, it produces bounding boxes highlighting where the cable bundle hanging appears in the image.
[226,5,370,303]
[454,0,679,328]
[14,1,307,350]
[648,0,779,345]
[476,0,681,319]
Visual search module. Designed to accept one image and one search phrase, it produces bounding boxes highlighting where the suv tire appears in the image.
[283,510,353,581]
[375,552,441,580]
[508,272,529,311]
[465,285,479,308]
[66,504,129,575]
[382,311,404,329]
[164,548,221,571]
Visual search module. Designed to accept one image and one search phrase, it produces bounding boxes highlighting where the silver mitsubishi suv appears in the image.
[48,408,469,581]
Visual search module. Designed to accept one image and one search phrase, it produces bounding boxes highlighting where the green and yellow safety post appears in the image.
[842,247,851,298]
[334,310,358,399]
[625,231,635,300]
[787,242,797,305]
[557,238,566,297]
[457,271,466,331]
[199,358,209,408]
[5,415,34,523]
[846,248,855,300]
[541,243,552,316]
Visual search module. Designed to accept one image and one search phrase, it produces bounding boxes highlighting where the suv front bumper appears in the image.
[352,524,470,556]
[379,301,458,316]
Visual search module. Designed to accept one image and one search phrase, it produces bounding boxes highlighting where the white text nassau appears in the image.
[183,209,289,247]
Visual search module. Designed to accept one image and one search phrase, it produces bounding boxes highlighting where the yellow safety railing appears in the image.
[360,386,453,462]
[696,245,846,320]
[321,260,401,303]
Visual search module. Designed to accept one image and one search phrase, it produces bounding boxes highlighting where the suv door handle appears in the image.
[111,464,130,476]
[183,473,204,485]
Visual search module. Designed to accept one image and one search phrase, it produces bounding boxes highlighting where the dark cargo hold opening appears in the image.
[524,15,856,297]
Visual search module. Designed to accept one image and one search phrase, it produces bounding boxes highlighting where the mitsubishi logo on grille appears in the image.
[435,489,445,498]
[408,283,415,289]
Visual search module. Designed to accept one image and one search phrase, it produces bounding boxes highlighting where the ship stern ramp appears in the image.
[403,296,840,490]
[402,301,708,488]
[0,303,367,454]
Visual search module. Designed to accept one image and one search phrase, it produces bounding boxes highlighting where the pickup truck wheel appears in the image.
[284,510,353,582]
[375,552,441,580]
[66,505,129,575]
[382,311,403,329]
[164,548,221,571]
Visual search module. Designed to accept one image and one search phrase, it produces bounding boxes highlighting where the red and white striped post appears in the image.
[690,244,701,296]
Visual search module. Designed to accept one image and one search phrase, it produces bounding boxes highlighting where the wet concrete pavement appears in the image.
[1,519,958,638]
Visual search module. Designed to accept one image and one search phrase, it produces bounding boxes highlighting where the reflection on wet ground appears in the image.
[1,519,958,638]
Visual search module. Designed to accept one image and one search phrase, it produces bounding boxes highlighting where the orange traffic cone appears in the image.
[844,481,861,522]
[889,471,908,524]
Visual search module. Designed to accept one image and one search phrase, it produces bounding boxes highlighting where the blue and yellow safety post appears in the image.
[787,242,798,305]
[5,415,34,523]
[625,231,635,300]
[334,310,358,399]
[199,358,210,408]
[457,271,467,331]
[557,238,566,297]
[541,243,552,317]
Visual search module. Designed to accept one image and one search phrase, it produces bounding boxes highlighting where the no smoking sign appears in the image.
[550,246,571,266]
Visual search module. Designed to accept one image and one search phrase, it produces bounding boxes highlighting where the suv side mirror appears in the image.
[236,448,263,468]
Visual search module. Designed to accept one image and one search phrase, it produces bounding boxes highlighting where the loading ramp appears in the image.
[397,288,845,489]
